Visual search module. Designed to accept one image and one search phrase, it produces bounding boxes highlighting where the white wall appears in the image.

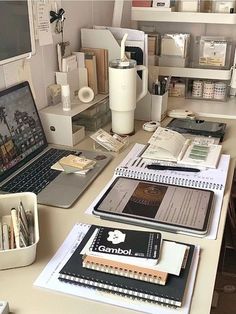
[0,0,117,110]
[30,0,116,109]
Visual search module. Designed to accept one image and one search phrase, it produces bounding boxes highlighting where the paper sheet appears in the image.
[37,0,53,46]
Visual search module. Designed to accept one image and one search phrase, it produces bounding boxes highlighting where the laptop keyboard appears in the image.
[1,148,81,194]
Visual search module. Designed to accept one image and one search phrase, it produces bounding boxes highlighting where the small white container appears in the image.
[0,192,39,270]
[151,91,168,122]
[61,84,71,111]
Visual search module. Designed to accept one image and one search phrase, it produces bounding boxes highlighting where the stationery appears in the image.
[58,224,196,307]
[88,226,162,264]
[146,165,200,172]
[141,127,222,168]
[34,223,200,314]
[82,254,168,285]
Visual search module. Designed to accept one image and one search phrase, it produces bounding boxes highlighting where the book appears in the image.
[82,254,168,285]
[141,127,222,168]
[88,226,162,265]
[132,0,152,7]
[81,48,108,94]
[84,52,98,95]
[58,224,196,307]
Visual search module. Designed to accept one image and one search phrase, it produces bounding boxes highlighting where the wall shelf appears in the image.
[131,8,236,24]
[167,96,236,119]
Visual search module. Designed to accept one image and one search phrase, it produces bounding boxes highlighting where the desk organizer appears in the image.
[0,192,39,270]
[151,91,168,122]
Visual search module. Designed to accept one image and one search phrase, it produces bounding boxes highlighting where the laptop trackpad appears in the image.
[38,173,91,208]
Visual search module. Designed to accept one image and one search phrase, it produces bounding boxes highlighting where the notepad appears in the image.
[81,226,162,266]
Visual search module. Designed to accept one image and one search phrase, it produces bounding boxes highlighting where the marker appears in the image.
[146,165,200,172]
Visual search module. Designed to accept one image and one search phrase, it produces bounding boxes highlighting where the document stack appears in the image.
[58,225,198,308]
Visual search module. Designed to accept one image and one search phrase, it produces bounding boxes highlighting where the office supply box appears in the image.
[0,192,39,270]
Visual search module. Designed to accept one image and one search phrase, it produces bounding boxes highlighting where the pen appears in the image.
[146,165,200,172]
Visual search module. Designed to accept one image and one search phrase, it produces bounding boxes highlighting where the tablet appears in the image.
[93,177,214,236]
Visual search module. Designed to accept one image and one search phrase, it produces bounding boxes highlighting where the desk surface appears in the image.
[1,117,236,314]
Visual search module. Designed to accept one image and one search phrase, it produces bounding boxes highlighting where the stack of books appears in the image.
[58,225,197,308]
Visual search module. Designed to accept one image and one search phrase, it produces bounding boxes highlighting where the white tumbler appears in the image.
[109,59,148,135]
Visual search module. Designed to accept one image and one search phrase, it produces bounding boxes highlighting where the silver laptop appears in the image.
[0,81,112,208]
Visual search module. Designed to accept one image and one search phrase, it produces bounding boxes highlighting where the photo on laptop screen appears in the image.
[0,82,47,180]
[93,177,214,235]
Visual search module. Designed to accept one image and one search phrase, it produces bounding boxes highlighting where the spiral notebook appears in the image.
[91,143,230,239]
[82,254,168,285]
[34,223,200,314]
[58,224,196,308]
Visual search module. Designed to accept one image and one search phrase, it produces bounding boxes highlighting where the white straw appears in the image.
[120,33,128,61]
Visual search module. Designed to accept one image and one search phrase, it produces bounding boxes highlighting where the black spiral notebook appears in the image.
[58,224,196,307]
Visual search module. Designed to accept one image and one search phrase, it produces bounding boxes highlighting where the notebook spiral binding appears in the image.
[114,168,223,191]
[59,274,180,307]
[82,257,167,285]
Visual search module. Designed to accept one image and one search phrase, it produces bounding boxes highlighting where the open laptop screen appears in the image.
[0,81,47,182]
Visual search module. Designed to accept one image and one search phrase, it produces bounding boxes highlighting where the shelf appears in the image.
[131,8,236,24]
[40,94,108,117]
[167,96,236,119]
[39,94,108,146]
[156,66,232,80]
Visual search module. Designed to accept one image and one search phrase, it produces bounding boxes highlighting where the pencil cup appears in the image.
[0,192,39,270]
[151,91,168,122]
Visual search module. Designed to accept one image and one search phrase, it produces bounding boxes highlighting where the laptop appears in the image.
[0,81,112,208]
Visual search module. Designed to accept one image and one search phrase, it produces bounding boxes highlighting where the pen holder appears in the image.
[151,91,168,122]
[0,192,39,270]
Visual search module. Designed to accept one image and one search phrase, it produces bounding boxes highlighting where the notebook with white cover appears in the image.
[141,127,190,162]
[141,127,222,168]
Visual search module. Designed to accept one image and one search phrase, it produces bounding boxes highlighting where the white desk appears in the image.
[1,118,235,314]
